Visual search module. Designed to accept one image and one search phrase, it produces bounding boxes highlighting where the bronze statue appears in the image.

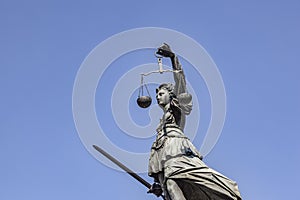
[93,43,242,200]
[147,43,242,200]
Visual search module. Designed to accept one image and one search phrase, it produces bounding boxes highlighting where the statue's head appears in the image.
[156,83,176,107]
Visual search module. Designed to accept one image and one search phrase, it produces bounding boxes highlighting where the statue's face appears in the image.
[156,88,170,107]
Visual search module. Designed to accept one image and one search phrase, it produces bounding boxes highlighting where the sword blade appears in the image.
[92,145,151,189]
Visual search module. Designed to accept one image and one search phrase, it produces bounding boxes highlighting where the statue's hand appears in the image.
[147,182,163,197]
[156,43,175,58]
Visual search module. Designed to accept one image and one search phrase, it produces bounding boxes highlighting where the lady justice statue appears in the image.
[145,43,242,200]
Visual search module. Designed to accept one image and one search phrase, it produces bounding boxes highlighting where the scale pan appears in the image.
[137,96,152,108]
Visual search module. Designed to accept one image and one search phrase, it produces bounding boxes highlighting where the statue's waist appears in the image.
[152,126,188,150]
[156,124,183,134]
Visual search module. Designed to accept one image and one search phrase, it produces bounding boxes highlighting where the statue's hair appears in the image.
[156,83,176,99]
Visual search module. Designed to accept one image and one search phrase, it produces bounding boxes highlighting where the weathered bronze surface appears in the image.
[147,43,242,200]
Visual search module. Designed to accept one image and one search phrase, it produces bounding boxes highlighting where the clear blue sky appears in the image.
[1,1,299,199]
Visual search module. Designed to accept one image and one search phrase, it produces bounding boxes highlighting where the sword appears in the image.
[92,145,165,199]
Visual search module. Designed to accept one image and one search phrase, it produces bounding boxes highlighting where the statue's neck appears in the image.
[162,103,170,113]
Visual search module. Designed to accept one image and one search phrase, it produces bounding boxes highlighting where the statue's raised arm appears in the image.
[156,43,187,96]
[156,43,192,130]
